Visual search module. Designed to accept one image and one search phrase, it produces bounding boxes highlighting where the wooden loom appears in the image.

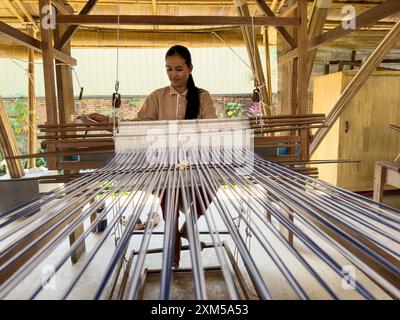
[0,0,400,300]
[0,119,399,300]
[4,113,328,183]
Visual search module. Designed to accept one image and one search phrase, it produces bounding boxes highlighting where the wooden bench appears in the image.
[373,161,400,202]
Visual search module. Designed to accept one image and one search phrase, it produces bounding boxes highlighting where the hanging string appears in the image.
[116,2,120,87]
[112,0,121,136]
[9,59,38,136]
[251,13,271,115]
[11,57,84,101]
[211,32,252,70]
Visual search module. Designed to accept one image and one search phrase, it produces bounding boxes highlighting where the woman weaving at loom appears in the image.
[82,45,217,269]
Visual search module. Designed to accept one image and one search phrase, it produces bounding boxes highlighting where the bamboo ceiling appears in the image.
[0,0,400,53]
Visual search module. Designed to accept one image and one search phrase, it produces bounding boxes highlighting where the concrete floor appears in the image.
[1,188,397,300]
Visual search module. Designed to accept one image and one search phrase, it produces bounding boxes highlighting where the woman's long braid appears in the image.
[185,74,200,119]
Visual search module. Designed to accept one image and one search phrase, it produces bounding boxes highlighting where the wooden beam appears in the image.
[305,0,331,86]
[235,0,271,116]
[256,0,296,48]
[68,208,86,264]
[270,0,279,12]
[28,27,36,169]
[279,0,400,64]
[151,0,157,16]
[310,18,400,156]
[288,0,298,115]
[0,21,77,65]
[311,0,400,50]
[54,8,75,125]
[276,0,295,115]
[6,146,114,159]
[14,0,39,34]
[39,0,58,169]
[280,1,297,17]
[57,0,98,50]
[58,160,104,170]
[276,0,287,13]
[39,0,57,125]
[56,14,301,26]
[3,0,25,26]
[373,163,386,203]
[51,0,74,15]
[263,26,273,107]
[290,41,298,114]
[297,0,309,160]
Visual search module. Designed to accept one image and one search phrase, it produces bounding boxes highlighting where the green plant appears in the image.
[7,95,29,155]
[5,95,45,169]
[0,156,5,175]
[224,101,245,118]
[128,98,143,106]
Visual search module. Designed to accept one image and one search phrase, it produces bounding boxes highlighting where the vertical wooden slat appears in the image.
[305,0,331,86]
[54,17,75,125]
[39,0,58,169]
[39,0,57,125]
[277,0,296,115]
[263,26,273,107]
[69,210,86,264]
[279,206,294,246]
[28,27,37,169]
[373,163,386,203]
[297,0,309,160]
[235,0,271,116]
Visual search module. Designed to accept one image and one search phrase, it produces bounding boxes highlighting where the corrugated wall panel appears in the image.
[0,47,277,97]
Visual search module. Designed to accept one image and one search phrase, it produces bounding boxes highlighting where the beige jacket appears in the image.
[136,85,217,120]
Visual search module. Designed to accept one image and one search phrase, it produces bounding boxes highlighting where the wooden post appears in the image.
[290,17,298,116]
[263,26,273,108]
[39,0,57,125]
[350,50,357,71]
[53,2,80,179]
[373,163,386,203]
[39,0,58,169]
[277,0,296,115]
[53,1,85,260]
[297,0,309,160]
[69,209,86,264]
[305,0,331,86]
[28,27,37,169]
[54,7,75,125]
[235,0,271,116]
[279,205,294,246]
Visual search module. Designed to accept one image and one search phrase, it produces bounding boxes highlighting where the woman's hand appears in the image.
[77,113,109,123]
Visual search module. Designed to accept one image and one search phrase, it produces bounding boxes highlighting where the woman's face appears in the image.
[165,54,193,89]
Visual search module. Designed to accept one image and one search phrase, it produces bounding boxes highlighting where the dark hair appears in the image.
[165,45,201,119]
